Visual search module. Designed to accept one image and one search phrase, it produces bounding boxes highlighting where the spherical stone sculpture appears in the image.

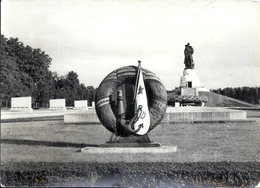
[95,65,167,137]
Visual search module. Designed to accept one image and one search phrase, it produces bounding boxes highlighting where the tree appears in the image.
[64,71,81,106]
[79,83,88,100]
[0,36,31,107]
[211,86,260,105]
[86,86,96,106]
[1,35,97,108]
[0,56,31,107]
[1,35,52,107]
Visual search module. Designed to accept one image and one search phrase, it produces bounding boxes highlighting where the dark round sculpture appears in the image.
[95,66,167,136]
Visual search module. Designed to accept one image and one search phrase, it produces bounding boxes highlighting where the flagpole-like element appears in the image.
[132,60,150,135]
[133,60,141,105]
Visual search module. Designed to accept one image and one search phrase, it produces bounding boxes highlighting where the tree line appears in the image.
[2,35,259,108]
[0,35,96,108]
[211,87,260,105]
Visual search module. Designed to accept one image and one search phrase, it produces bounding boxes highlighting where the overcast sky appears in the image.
[2,0,260,90]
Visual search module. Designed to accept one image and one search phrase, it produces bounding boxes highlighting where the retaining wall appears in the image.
[64,111,99,124]
[161,110,246,122]
[64,107,247,124]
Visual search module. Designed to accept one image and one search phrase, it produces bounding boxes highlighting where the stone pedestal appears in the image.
[49,99,66,111]
[175,102,180,107]
[180,69,200,88]
[101,134,161,147]
[10,97,33,113]
[181,87,199,96]
[74,100,88,110]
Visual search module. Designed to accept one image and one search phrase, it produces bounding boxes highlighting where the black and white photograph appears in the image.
[1,0,260,187]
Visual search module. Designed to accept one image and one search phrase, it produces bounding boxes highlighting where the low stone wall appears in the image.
[230,110,247,120]
[63,107,247,124]
[64,110,99,124]
[162,107,246,122]
[162,111,246,122]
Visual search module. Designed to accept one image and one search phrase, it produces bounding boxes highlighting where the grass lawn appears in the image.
[1,117,260,187]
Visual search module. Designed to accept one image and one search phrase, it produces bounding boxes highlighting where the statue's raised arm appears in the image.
[184,43,195,69]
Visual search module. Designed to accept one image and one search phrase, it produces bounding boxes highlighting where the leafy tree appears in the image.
[1,36,31,107]
[0,56,30,107]
[54,75,67,99]
[79,83,88,100]
[1,35,97,108]
[64,71,81,106]
[211,86,260,105]
[1,35,52,107]
[86,86,96,106]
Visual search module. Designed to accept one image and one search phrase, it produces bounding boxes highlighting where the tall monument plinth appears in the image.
[179,43,202,98]
[167,43,247,122]
[180,69,200,89]
[168,43,208,107]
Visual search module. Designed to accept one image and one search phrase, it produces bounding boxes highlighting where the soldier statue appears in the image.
[184,43,194,69]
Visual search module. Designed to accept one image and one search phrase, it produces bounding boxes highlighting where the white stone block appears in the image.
[162,107,247,122]
[49,99,66,111]
[10,97,33,113]
[74,100,88,110]
[64,111,99,124]
[181,88,198,96]
[81,146,177,154]
[180,69,200,88]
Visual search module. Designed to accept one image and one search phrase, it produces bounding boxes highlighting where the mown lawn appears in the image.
[1,118,260,187]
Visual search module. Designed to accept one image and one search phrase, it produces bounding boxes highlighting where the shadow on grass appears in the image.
[1,139,99,148]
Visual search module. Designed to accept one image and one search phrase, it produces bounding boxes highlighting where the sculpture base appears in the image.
[81,145,177,154]
[101,133,161,147]
[108,133,152,143]
[179,68,200,88]
[99,143,161,148]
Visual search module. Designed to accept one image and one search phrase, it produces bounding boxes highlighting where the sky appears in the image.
[2,0,260,90]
